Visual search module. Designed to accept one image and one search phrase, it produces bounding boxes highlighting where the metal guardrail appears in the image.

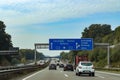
[0,65,34,70]
[0,62,49,80]
[0,65,37,76]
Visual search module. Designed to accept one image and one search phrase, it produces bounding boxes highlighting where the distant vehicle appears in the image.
[59,64,64,68]
[15,63,24,67]
[74,55,88,69]
[56,62,59,66]
[76,61,95,76]
[56,60,60,66]
[63,64,74,71]
[49,64,57,70]
[39,60,45,65]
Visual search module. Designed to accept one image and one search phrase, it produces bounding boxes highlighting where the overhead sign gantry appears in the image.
[34,38,110,68]
[49,38,93,50]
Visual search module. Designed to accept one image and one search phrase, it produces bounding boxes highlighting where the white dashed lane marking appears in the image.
[64,74,69,77]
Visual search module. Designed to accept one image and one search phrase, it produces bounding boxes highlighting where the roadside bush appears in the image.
[95,59,107,68]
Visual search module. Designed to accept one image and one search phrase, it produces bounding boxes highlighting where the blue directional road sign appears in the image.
[49,38,93,50]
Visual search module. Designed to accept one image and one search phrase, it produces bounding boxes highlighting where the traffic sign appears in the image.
[49,38,93,50]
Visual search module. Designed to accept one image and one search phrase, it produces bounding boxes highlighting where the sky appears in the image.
[0,0,120,56]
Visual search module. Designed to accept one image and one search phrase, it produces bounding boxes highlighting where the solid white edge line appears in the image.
[64,74,69,77]
[96,71,120,76]
[22,70,44,80]
[97,75,105,78]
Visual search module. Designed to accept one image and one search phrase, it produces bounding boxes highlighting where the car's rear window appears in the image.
[81,62,92,66]
[50,64,55,66]
[67,64,72,66]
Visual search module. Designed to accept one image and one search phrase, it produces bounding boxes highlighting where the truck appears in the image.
[74,55,88,69]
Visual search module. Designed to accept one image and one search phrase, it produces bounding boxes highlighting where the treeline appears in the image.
[0,21,45,65]
[60,24,120,68]
[0,21,13,66]
[6,49,45,65]
[20,49,45,63]
[0,21,13,50]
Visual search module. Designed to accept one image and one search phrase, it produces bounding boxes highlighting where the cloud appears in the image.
[1,0,120,56]
[0,0,30,5]
[1,0,120,27]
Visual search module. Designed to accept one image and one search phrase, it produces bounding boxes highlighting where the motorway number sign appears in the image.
[49,38,93,50]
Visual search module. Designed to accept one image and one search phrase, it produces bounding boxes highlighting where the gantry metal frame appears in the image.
[34,43,110,68]
[34,43,49,64]
[94,43,110,68]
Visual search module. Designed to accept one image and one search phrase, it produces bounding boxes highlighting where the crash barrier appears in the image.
[0,61,50,80]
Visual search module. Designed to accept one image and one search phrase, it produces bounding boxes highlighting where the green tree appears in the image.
[82,24,112,42]
[11,58,20,65]
[114,26,120,44]
[102,32,114,45]
[60,24,120,67]
[19,49,45,61]
[60,51,69,60]
[0,21,13,50]
[111,46,120,62]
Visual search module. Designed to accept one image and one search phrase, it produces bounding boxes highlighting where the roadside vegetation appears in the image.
[0,21,13,66]
[19,49,45,64]
[0,21,45,66]
[60,24,120,68]
[0,21,120,68]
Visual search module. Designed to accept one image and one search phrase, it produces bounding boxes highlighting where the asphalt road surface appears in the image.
[12,66,120,80]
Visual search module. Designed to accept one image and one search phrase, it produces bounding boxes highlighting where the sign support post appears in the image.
[34,45,37,65]
[107,45,110,68]
[94,43,110,68]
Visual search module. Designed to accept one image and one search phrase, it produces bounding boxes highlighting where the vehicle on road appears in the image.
[38,60,45,65]
[76,61,95,76]
[63,64,74,71]
[59,63,64,68]
[56,60,60,66]
[49,64,57,70]
[74,55,88,69]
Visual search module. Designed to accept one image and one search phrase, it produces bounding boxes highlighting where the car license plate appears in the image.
[84,70,89,72]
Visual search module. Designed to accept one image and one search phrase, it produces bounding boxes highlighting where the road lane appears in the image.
[22,67,69,80]
[22,70,45,80]
[59,68,96,80]
[21,66,120,80]
[95,71,120,80]
[58,68,120,80]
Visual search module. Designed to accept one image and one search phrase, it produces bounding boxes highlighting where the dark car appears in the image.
[64,64,74,71]
[49,64,57,70]
[56,62,59,66]
[56,60,60,66]
[59,64,64,68]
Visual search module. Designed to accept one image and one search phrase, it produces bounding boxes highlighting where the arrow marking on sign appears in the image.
[76,43,80,49]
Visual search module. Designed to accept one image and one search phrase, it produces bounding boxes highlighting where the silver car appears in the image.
[76,61,95,76]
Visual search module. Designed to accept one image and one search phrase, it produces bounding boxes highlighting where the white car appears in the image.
[76,61,95,76]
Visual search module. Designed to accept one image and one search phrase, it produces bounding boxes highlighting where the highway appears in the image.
[11,66,120,80]
[9,59,120,80]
